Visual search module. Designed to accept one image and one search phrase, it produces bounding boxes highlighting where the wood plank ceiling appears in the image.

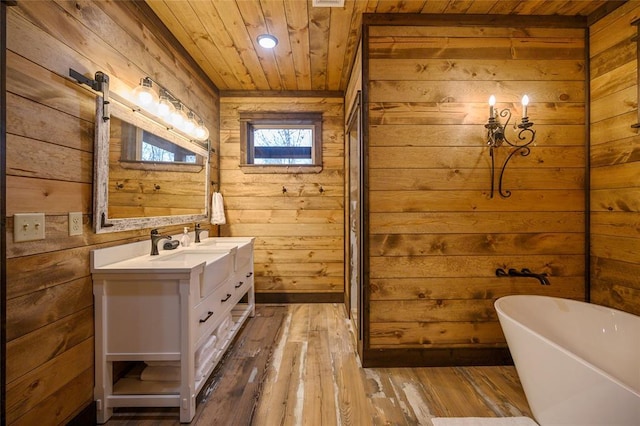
[146,0,610,92]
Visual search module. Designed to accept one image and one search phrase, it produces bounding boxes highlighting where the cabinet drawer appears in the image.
[232,264,253,299]
[194,285,225,344]
[218,279,235,311]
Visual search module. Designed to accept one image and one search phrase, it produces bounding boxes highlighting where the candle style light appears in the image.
[489,95,496,119]
[522,94,529,119]
[484,93,536,198]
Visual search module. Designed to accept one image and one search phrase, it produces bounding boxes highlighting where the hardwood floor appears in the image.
[105,304,533,425]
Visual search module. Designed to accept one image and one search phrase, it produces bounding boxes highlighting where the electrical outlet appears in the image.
[14,213,46,242]
[69,212,83,236]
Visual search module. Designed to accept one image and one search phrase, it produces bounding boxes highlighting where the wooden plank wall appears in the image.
[219,96,344,299]
[589,1,640,315]
[365,22,587,353]
[5,1,219,424]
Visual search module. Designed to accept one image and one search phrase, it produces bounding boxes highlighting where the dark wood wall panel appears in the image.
[5,1,219,423]
[366,22,587,352]
[219,96,345,296]
[589,1,640,315]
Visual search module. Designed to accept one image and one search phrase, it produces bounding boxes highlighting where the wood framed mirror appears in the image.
[94,97,210,233]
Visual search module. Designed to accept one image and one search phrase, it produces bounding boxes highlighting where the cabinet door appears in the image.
[105,280,181,355]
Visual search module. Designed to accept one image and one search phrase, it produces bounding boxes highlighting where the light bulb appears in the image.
[489,95,496,118]
[156,94,174,120]
[169,103,185,129]
[257,34,278,49]
[194,121,209,141]
[522,95,529,118]
[132,78,158,111]
[183,112,197,135]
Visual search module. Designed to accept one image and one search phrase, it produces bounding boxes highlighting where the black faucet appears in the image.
[495,268,508,277]
[519,268,550,285]
[194,223,205,243]
[496,268,550,285]
[150,229,172,255]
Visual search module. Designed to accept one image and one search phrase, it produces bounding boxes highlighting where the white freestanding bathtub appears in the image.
[495,295,640,426]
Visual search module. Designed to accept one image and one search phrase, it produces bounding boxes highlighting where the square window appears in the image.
[240,112,323,173]
[253,126,313,165]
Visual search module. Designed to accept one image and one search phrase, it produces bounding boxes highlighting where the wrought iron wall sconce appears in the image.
[485,95,536,198]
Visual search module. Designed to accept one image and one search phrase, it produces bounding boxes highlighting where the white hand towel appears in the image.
[195,348,218,380]
[211,192,226,225]
[195,335,217,369]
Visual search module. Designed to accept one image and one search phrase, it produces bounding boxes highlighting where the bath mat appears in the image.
[431,417,538,426]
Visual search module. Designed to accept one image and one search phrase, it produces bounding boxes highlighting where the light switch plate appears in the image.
[69,212,83,236]
[14,213,46,242]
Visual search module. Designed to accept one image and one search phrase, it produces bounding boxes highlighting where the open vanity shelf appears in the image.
[91,235,255,423]
[112,304,254,397]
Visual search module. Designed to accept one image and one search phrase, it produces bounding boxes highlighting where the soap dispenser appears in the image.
[180,227,191,247]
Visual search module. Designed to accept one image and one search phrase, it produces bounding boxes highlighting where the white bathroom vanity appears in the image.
[90,235,255,423]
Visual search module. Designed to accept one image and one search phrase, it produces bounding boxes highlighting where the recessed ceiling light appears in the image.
[257,34,278,49]
[312,0,345,6]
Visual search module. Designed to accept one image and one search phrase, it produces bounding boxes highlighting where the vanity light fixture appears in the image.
[69,69,210,142]
[129,76,210,141]
[485,94,536,198]
[257,34,278,49]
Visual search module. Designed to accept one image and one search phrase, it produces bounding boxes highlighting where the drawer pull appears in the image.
[246,272,253,278]
[199,311,214,323]
[221,293,232,302]
[235,281,244,288]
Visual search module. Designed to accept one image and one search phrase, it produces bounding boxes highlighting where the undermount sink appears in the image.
[196,239,252,270]
[151,250,233,297]
[151,250,228,264]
